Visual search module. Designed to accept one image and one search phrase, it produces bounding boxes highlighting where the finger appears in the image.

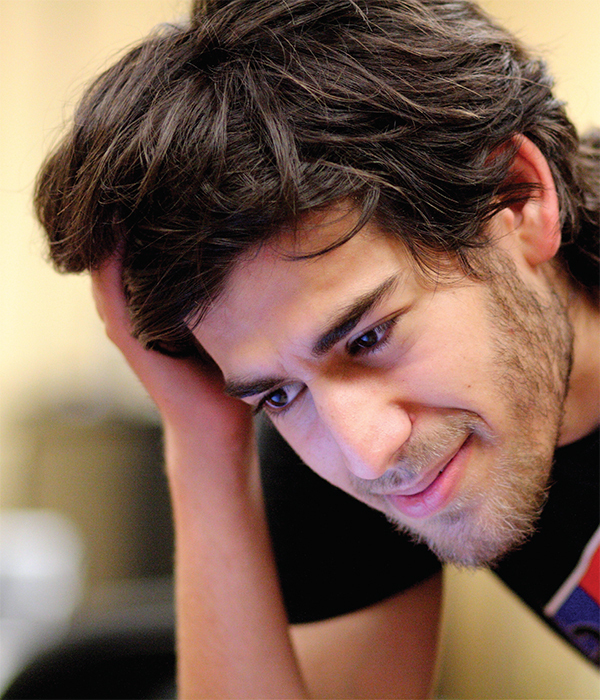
[90,256,138,353]
[91,256,126,321]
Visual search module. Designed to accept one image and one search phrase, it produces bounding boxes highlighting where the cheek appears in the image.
[396,316,500,412]
[275,412,350,490]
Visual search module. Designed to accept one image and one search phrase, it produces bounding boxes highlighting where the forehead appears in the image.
[193,206,418,370]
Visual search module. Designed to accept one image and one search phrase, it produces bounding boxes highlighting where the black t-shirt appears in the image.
[495,427,599,665]
[259,418,599,666]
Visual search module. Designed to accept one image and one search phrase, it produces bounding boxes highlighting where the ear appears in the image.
[496,134,561,268]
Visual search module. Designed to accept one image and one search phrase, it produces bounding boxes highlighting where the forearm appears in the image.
[166,432,307,699]
[90,260,306,698]
[291,573,442,700]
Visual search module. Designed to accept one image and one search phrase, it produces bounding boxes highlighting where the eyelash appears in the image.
[253,387,300,417]
[347,316,399,356]
[254,315,400,416]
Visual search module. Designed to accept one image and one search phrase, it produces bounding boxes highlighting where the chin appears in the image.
[409,516,537,569]
[391,468,551,569]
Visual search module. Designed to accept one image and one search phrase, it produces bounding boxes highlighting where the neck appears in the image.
[558,285,600,446]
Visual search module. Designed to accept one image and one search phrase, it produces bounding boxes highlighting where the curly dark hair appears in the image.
[35,0,599,354]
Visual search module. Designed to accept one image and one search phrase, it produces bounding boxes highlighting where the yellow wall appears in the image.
[1,1,598,697]
[1,1,188,504]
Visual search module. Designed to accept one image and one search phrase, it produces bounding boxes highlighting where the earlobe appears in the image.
[499,135,561,268]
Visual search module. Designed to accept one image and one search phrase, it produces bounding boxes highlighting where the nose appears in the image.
[313,380,412,480]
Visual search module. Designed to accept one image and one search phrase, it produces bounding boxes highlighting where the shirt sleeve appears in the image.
[258,416,442,624]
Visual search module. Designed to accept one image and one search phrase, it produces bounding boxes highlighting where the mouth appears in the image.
[385,434,473,520]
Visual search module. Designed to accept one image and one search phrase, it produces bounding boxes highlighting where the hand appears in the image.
[91,255,255,484]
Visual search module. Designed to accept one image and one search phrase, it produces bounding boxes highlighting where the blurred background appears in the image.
[1,0,598,697]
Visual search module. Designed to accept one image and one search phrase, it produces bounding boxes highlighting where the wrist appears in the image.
[163,420,258,500]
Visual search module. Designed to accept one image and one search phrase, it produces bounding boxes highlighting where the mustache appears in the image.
[349,413,481,497]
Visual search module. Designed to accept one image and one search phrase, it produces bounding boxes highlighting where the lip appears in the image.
[386,434,473,520]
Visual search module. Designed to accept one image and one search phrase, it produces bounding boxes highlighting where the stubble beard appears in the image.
[377,254,573,568]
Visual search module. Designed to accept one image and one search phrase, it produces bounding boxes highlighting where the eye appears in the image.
[348,317,398,356]
[257,382,305,415]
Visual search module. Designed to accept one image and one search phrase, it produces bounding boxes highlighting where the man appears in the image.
[35,0,598,696]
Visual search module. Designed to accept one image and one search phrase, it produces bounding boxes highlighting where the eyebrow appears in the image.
[311,274,400,356]
[224,375,289,400]
[223,273,401,400]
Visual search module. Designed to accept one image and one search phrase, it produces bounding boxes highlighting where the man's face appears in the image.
[194,206,573,567]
